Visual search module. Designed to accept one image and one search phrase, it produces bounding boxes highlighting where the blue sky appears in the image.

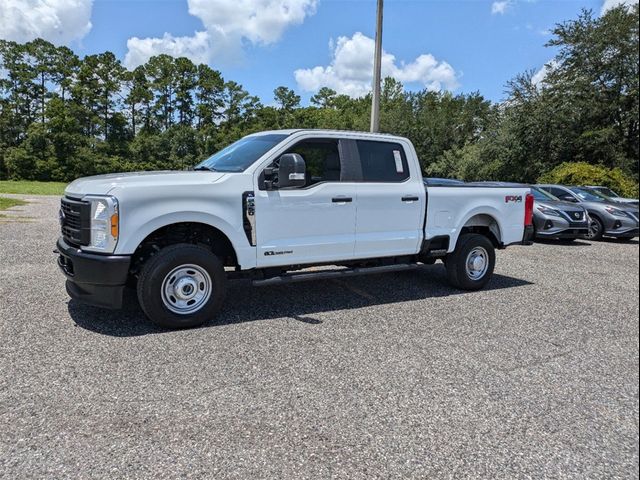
[0,0,621,104]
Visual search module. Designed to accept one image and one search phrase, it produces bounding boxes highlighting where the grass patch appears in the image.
[0,180,67,196]
[0,197,28,211]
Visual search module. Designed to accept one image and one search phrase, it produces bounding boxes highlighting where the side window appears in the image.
[549,187,567,198]
[284,139,341,187]
[357,140,410,183]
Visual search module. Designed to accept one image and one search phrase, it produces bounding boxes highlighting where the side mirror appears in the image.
[560,194,577,202]
[273,153,306,189]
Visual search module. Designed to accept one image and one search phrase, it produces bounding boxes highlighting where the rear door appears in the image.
[352,140,425,258]
[254,137,358,267]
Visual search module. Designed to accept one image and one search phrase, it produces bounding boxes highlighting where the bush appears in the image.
[538,162,639,198]
[4,147,37,180]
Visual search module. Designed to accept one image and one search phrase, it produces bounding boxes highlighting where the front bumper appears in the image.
[536,227,589,240]
[604,227,639,238]
[603,215,639,238]
[56,237,131,309]
[534,213,588,240]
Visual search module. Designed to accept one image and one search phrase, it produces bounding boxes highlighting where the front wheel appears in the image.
[586,216,604,241]
[445,234,495,290]
[137,243,227,328]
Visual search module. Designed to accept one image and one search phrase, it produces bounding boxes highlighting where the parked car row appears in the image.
[537,185,639,241]
[424,179,639,242]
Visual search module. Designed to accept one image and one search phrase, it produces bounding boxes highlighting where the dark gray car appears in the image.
[530,187,589,241]
[537,184,639,241]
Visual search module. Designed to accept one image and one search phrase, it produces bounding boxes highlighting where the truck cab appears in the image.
[57,129,534,328]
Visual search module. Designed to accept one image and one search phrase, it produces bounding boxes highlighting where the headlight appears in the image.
[537,206,561,216]
[605,206,629,218]
[83,196,119,253]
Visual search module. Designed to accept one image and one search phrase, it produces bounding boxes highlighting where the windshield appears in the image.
[570,187,605,202]
[594,187,618,198]
[195,134,288,172]
[532,187,558,201]
[585,189,612,200]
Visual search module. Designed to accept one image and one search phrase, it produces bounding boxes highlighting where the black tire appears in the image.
[586,215,604,241]
[445,233,495,290]
[137,243,227,328]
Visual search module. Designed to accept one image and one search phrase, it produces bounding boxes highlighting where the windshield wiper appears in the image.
[193,165,217,172]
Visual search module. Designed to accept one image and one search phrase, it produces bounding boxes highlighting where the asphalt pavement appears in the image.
[1,195,638,479]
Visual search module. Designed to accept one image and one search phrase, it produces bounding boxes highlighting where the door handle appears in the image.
[332,197,353,203]
[401,196,419,202]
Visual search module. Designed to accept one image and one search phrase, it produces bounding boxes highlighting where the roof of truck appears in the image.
[250,129,406,140]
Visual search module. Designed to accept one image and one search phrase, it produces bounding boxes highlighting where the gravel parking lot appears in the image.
[1,195,638,479]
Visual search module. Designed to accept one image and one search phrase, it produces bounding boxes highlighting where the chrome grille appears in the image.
[563,210,584,221]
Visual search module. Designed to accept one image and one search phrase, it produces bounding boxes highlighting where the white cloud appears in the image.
[532,59,558,87]
[294,32,459,98]
[124,0,317,68]
[491,1,511,15]
[601,0,638,14]
[0,0,93,45]
[125,32,211,69]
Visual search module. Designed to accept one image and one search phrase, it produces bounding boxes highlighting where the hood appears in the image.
[580,199,638,211]
[534,199,584,212]
[65,171,227,198]
[609,197,639,205]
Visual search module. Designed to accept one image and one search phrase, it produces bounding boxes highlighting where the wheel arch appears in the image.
[127,219,241,278]
[456,213,502,248]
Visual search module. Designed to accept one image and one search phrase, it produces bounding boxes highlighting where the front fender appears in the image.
[116,211,255,269]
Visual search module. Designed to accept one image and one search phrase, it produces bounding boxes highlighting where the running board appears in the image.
[252,263,426,287]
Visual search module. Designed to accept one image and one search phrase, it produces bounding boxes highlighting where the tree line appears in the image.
[0,5,637,191]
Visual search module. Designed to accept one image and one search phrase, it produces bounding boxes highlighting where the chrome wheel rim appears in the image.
[465,247,489,280]
[587,219,600,239]
[161,264,212,315]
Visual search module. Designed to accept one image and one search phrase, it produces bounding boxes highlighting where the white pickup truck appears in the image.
[56,129,534,328]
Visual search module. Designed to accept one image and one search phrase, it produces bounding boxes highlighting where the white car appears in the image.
[56,129,534,328]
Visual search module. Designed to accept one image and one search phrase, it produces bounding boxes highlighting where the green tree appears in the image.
[273,86,301,111]
[146,54,177,130]
[195,64,224,129]
[310,87,337,108]
[174,57,197,126]
[125,66,153,136]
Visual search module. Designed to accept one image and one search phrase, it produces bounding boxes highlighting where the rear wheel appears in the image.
[445,234,495,290]
[137,243,227,328]
[586,216,604,241]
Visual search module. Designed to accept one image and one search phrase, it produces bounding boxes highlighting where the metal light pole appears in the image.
[370,0,383,133]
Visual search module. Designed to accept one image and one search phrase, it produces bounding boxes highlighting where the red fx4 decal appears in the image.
[505,195,523,203]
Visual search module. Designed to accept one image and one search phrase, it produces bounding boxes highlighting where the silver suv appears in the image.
[531,187,589,241]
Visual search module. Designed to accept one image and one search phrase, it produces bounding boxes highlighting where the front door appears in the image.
[254,138,357,268]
